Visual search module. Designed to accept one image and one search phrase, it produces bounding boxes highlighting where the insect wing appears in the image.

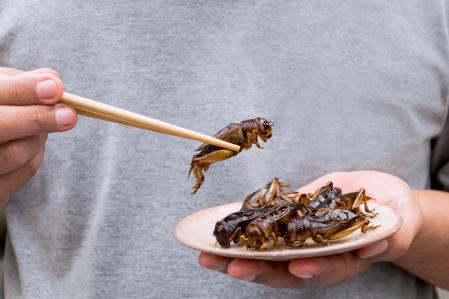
[271,204,296,221]
[195,123,243,152]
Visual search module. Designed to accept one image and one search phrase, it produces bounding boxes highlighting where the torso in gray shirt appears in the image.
[1,1,448,298]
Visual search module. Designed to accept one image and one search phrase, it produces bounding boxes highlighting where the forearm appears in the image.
[393,189,449,289]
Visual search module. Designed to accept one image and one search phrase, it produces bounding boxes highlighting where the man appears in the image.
[0,1,448,298]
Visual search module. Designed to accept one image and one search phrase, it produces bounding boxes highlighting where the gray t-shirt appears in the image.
[1,1,448,298]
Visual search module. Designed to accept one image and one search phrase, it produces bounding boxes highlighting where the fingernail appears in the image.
[36,79,57,99]
[55,107,74,126]
[242,275,256,281]
[295,273,314,279]
[359,240,389,259]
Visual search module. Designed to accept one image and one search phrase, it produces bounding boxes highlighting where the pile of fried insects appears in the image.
[213,178,379,250]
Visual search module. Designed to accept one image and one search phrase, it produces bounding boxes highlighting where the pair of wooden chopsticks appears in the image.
[60,92,240,152]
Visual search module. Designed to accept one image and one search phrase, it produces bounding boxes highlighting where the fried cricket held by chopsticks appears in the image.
[188,118,274,194]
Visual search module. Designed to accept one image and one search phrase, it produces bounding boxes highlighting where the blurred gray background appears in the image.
[439,289,449,299]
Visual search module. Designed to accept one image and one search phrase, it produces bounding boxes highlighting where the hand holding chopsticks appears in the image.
[60,92,240,152]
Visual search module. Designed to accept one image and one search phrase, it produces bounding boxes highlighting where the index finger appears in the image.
[0,105,77,142]
[0,72,63,105]
[198,252,233,272]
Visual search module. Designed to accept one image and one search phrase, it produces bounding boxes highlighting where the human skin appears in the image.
[199,171,449,290]
[0,67,77,206]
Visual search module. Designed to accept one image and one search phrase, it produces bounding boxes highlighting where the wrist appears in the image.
[408,189,425,242]
[391,189,428,264]
[376,188,423,262]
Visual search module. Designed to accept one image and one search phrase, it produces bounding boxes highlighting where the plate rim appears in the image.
[174,201,403,261]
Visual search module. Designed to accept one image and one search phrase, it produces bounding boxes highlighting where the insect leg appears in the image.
[288,240,306,248]
[314,234,328,245]
[271,232,278,246]
[259,240,269,250]
[352,188,372,213]
[327,220,373,240]
[239,234,249,247]
[249,130,262,148]
[229,227,243,244]
[247,133,259,148]
[310,182,333,200]
[351,189,365,210]
[362,191,371,212]
[360,220,380,233]
[298,193,310,205]
[190,164,205,194]
[253,129,269,143]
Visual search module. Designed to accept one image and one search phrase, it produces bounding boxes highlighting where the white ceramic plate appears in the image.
[174,201,402,261]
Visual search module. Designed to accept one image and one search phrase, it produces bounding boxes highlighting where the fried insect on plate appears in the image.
[213,207,269,248]
[326,189,375,216]
[240,204,306,250]
[302,181,342,211]
[240,177,310,210]
[189,118,274,194]
[240,177,288,210]
[213,178,380,250]
[283,209,378,248]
